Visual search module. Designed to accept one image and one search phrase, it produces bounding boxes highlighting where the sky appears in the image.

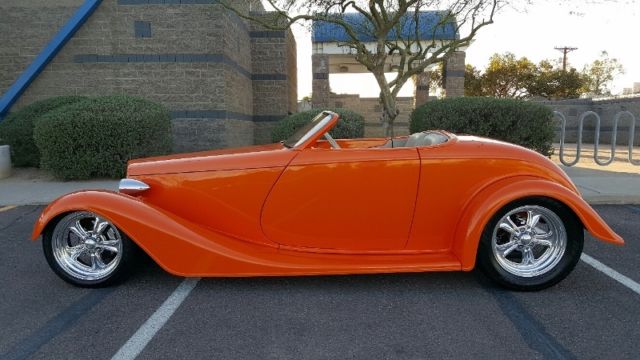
[289,0,640,99]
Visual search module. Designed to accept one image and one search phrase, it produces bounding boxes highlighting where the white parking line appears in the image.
[108,253,635,359]
[581,253,640,296]
[111,278,201,360]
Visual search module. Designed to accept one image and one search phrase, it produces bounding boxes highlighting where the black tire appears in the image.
[43,211,138,287]
[476,197,584,291]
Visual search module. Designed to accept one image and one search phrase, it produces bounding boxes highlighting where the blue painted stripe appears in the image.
[170,110,286,122]
[249,31,286,38]
[252,115,287,122]
[170,110,252,121]
[0,0,102,120]
[251,74,287,81]
[73,53,289,82]
[73,53,256,79]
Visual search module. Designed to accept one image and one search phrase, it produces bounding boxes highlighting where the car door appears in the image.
[261,146,420,251]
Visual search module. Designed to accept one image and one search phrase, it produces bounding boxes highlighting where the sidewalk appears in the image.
[560,166,640,204]
[0,168,117,206]
[0,163,638,206]
[552,144,640,204]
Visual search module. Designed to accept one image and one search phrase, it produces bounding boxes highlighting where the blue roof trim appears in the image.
[0,0,103,120]
[312,11,457,43]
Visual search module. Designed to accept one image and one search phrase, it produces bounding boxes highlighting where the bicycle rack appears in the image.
[554,110,638,166]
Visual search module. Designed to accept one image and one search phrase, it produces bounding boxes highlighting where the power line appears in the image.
[554,46,578,71]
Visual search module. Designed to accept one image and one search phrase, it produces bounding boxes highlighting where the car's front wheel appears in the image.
[43,211,137,287]
[477,198,583,291]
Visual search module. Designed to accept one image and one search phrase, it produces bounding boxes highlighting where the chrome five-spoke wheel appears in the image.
[492,205,567,278]
[43,211,136,287]
[477,198,583,291]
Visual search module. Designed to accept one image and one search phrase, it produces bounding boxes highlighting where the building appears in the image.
[622,82,640,95]
[310,11,465,136]
[0,0,297,152]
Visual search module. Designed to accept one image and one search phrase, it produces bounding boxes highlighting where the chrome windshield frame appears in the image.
[292,112,335,149]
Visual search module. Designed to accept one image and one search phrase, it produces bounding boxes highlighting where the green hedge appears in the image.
[271,108,365,143]
[0,96,88,167]
[34,95,172,180]
[410,97,554,156]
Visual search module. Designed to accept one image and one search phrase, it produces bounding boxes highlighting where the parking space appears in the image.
[583,205,640,284]
[0,205,638,359]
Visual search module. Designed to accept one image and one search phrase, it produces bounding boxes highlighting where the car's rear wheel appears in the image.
[477,198,583,291]
[43,211,137,287]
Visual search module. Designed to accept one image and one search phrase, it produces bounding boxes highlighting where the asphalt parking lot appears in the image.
[0,205,639,360]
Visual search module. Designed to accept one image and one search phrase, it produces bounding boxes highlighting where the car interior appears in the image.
[378,131,449,148]
[312,131,450,150]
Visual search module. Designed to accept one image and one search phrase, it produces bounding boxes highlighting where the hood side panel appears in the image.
[128,144,293,176]
[133,166,287,247]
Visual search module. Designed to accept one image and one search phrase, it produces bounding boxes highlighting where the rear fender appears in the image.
[453,176,624,271]
[32,190,285,276]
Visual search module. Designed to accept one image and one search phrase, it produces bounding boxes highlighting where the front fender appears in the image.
[32,190,291,277]
[453,176,624,271]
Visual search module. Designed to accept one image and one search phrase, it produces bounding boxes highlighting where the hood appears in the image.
[127,143,296,176]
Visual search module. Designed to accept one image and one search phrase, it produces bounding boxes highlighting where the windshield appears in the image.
[283,112,334,148]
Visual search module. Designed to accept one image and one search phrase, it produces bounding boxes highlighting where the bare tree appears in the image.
[221,0,499,136]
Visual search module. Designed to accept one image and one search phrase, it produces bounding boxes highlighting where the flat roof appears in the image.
[312,11,458,43]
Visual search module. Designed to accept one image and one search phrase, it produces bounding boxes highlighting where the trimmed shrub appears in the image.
[271,108,365,142]
[0,96,88,167]
[409,97,554,156]
[34,95,172,180]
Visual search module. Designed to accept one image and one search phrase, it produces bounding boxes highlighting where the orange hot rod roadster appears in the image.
[33,111,623,290]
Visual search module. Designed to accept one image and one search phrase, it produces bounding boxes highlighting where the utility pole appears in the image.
[554,46,578,71]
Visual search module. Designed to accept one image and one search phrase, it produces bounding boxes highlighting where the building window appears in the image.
[134,21,152,38]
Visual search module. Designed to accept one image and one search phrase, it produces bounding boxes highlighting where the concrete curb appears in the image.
[580,196,640,205]
[0,145,11,179]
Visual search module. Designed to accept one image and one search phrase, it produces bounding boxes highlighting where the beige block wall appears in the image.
[0,0,302,151]
[250,19,297,144]
[328,94,413,137]
[0,0,83,95]
[537,97,640,145]
[10,1,244,109]
[287,30,298,113]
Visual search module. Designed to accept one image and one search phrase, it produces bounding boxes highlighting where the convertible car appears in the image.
[33,111,623,290]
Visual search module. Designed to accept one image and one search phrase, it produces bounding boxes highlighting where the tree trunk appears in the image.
[380,98,400,137]
[373,72,400,137]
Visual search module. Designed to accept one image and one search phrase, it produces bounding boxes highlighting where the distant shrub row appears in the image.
[0,96,87,167]
[0,95,172,180]
[410,97,554,156]
[272,108,365,142]
[271,99,553,156]
[0,94,553,180]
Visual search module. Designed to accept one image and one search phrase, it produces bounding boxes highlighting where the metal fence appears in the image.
[553,110,638,166]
